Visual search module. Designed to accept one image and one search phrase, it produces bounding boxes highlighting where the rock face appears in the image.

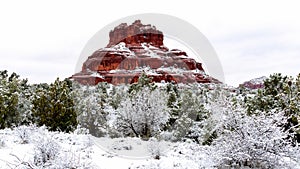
[107,20,163,48]
[72,20,220,85]
[239,76,266,89]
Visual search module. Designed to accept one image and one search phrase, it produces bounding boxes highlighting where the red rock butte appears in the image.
[71,20,220,85]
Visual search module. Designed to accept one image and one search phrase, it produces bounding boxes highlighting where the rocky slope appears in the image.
[239,76,266,89]
[72,20,220,85]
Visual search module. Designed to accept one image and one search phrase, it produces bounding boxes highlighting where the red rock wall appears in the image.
[71,20,220,85]
[107,20,163,48]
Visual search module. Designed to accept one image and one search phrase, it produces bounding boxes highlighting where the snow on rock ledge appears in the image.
[71,20,220,85]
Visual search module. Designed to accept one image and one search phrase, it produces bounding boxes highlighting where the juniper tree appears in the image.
[32,78,77,132]
[246,73,300,142]
[0,71,24,128]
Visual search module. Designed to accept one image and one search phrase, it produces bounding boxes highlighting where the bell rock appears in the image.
[71,20,220,85]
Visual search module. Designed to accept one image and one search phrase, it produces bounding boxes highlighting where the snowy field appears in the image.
[0,125,213,169]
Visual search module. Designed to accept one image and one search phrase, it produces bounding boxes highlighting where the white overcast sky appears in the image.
[0,0,300,86]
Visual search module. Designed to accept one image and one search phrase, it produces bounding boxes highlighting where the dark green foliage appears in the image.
[165,84,210,141]
[246,73,294,114]
[0,71,24,128]
[32,78,77,132]
[109,85,127,110]
[246,73,300,142]
[128,72,157,94]
[17,79,34,125]
[95,82,109,107]
[166,83,181,126]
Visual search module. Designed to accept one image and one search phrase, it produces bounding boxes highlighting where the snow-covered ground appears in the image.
[0,126,212,169]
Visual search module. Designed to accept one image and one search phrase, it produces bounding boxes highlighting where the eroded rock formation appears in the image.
[239,76,266,90]
[72,20,220,85]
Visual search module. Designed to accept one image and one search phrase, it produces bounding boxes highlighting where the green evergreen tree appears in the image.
[166,83,181,126]
[246,73,300,142]
[171,88,209,141]
[128,72,156,94]
[0,71,22,128]
[32,78,77,132]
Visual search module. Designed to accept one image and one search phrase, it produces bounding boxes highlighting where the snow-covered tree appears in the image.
[74,83,109,137]
[115,86,169,139]
[128,72,156,94]
[211,110,300,168]
[246,73,300,143]
[17,79,34,125]
[0,70,31,128]
[109,85,127,110]
[195,88,300,168]
[192,89,234,145]
[169,88,208,141]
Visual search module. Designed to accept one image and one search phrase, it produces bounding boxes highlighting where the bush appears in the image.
[115,86,169,139]
[14,125,33,144]
[74,83,109,137]
[33,136,60,166]
[32,78,77,133]
[203,89,300,168]
[0,71,27,129]
[246,73,300,143]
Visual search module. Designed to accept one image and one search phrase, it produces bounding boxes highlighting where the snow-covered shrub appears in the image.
[109,85,127,110]
[181,87,300,168]
[54,150,94,169]
[14,125,35,144]
[74,84,109,137]
[199,89,300,168]
[147,138,163,159]
[190,89,233,145]
[170,112,194,141]
[6,126,95,169]
[246,73,300,143]
[159,131,173,141]
[211,110,300,168]
[33,136,60,166]
[0,136,5,147]
[73,125,90,135]
[115,86,169,139]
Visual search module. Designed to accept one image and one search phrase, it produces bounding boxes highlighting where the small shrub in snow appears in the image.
[54,150,93,169]
[14,125,34,144]
[80,134,94,150]
[0,136,5,147]
[147,138,163,159]
[111,139,133,151]
[130,162,161,169]
[33,136,60,166]
[73,125,90,135]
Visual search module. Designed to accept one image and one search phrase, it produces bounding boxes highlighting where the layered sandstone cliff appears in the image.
[72,20,220,85]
